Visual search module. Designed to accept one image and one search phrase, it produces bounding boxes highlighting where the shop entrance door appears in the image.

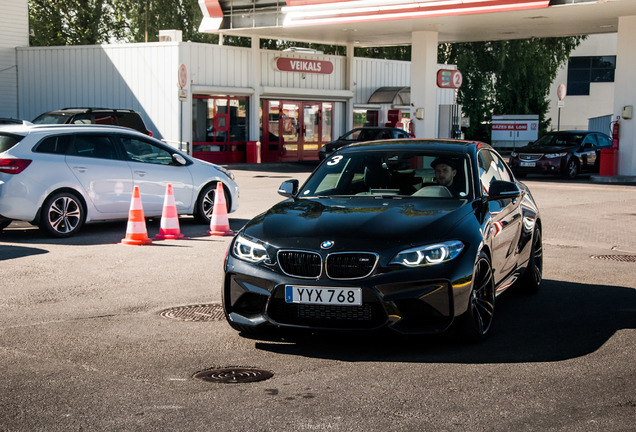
[280,102,321,161]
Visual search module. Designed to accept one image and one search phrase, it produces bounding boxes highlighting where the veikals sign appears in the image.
[275,57,334,74]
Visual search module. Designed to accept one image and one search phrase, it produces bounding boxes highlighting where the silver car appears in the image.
[0,124,239,237]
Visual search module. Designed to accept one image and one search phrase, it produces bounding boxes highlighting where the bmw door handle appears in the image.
[134,171,147,177]
[73,166,87,173]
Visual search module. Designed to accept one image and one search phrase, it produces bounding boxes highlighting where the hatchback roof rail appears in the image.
[60,107,136,113]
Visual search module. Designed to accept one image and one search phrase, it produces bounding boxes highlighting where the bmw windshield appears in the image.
[299,150,473,199]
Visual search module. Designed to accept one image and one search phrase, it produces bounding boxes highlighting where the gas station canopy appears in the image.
[199,0,636,46]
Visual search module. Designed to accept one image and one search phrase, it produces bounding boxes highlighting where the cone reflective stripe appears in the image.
[208,182,234,236]
[156,183,185,240]
[120,186,152,245]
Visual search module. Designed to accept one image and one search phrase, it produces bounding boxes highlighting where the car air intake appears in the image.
[326,253,378,280]
[278,251,322,278]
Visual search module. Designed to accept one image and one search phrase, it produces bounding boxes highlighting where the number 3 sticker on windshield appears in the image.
[327,155,343,166]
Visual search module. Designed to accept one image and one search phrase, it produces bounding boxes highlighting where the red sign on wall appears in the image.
[436,69,463,89]
[275,57,334,75]
[492,123,528,131]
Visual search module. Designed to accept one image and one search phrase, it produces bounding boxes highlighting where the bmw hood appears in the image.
[241,197,472,251]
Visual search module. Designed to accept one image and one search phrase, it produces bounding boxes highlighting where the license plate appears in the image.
[520,161,536,167]
[285,286,362,306]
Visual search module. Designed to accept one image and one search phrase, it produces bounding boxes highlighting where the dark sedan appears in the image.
[318,126,411,160]
[508,130,612,179]
[223,140,542,341]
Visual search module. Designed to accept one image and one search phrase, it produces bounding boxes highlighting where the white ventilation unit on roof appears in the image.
[158,30,183,42]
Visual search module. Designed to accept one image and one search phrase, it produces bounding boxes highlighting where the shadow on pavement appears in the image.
[0,245,49,261]
[251,279,636,364]
[0,217,248,249]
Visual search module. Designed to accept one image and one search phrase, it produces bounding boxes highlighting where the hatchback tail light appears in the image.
[147,130,153,137]
[0,159,32,174]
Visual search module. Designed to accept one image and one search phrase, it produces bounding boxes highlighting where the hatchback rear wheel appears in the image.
[39,191,85,237]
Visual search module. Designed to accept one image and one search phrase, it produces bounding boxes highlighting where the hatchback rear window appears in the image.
[34,135,73,154]
[0,133,25,153]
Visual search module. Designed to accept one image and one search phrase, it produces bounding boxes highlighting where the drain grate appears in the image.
[591,255,636,263]
[159,304,225,321]
[194,368,274,384]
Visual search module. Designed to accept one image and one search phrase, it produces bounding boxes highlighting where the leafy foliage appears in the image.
[438,37,585,141]
[29,0,115,45]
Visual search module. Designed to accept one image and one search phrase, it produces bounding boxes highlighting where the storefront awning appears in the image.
[367,87,410,105]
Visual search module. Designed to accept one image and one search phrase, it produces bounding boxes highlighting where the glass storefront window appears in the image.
[192,95,249,152]
[322,103,332,143]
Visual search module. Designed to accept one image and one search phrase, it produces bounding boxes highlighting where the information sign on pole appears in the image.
[557,83,566,100]
[178,64,188,89]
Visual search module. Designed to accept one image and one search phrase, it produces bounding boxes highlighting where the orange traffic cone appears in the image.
[208,182,234,236]
[120,186,152,245]
[155,184,185,240]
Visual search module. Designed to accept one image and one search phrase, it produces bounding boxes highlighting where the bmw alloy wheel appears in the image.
[459,252,495,341]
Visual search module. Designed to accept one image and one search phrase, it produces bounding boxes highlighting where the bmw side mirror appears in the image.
[487,180,521,201]
[278,179,299,197]
[172,153,187,166]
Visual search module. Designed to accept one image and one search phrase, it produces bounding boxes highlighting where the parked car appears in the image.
[0,124,238,237]
[318,126,411,160]
[32,107,152,136]
[0,118,31,125]
[223,139,542,341]
[508,130,612,179]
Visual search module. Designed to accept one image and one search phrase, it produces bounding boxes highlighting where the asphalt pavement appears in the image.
[1,166,635,431]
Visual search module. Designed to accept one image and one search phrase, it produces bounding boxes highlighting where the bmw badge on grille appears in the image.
[320,240,334,249]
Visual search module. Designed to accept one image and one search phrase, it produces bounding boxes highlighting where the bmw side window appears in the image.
[120,136,173,165]
[477,151,500,194]
[34,135,72,154]
[490,151,513,182]
[67,135,116,159]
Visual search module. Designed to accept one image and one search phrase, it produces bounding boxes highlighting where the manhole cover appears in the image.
[193,368,274,384]
[159,304,225,321]
[591,255,636,262]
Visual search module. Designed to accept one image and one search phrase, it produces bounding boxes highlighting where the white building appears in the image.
[547,33,617,133]
[0,0,28,119]
[15,39,457,164]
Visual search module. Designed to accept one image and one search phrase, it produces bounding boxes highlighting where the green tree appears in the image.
[438,37,585,141]
[29,0,116,45]
[110,0,218,43]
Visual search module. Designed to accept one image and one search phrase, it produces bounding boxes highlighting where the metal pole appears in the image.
[557,107,561,131]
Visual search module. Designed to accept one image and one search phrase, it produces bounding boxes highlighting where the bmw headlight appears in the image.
[545,152,567,159]
[390,241,464,267]
[232,234,270,263]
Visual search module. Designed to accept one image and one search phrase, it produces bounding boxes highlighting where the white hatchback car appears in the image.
[0,124,239,237]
